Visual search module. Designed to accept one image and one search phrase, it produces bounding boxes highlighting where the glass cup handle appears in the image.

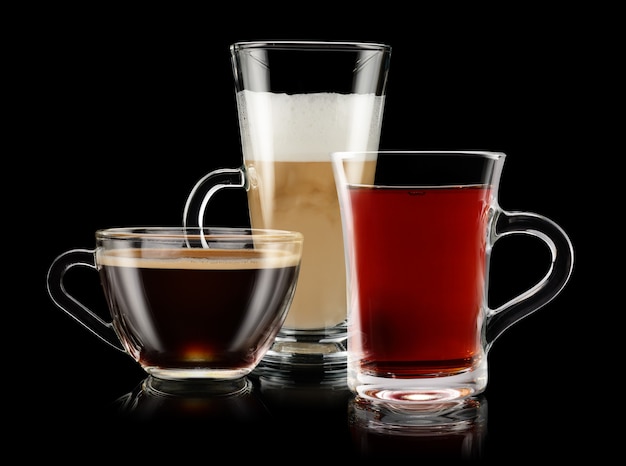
[485,210,575,349]
[183,167,246,234]
[46,249,125,351]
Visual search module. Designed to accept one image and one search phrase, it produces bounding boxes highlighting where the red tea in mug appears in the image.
[347,184,491,377]
[335,150,574,405]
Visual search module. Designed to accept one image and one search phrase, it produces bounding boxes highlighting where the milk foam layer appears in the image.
[97,249,300,269]
[237,91,385,161]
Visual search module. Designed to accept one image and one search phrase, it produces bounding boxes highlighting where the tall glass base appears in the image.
[256,325,347,375]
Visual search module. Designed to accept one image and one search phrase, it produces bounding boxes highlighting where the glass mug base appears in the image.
[349,360,488,407]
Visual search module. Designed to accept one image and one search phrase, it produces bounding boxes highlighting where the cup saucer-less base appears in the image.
[144,366,254,381]
[142,375,253,398]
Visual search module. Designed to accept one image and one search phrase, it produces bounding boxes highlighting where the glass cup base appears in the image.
[144,367,253,381]
[143,374,254,398]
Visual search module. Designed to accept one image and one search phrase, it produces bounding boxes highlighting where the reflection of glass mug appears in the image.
[332,151,574,404]
[184,41,391,372]
[348,395,488,460]
[46,227,303,381]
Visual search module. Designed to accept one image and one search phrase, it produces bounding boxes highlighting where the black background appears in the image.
[18,6,606,462]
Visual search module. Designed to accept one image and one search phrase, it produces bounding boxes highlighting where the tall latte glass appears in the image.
[184,41,391,373]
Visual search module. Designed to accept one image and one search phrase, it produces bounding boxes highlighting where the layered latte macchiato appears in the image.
[238,90,384,331]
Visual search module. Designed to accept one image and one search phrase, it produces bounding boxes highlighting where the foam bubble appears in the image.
[237,91,385,162]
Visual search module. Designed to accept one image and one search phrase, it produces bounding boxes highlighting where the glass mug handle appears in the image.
[183,167,245,232]
[486,210,574,349]
[46,249,124,352]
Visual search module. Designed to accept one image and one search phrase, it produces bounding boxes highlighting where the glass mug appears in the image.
[332,151,574,405]
[184,41,391,372]
[46,227,303,383]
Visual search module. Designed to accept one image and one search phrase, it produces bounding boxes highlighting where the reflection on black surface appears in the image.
[111,376,270,424]
[252,366,351,413]
[251,367,356,457]
[348,395,488,460]
[107,371,489,459]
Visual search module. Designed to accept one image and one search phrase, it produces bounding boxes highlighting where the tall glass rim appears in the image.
[230,40,391,53]
[95,227,304,242]
[331,150,506,161]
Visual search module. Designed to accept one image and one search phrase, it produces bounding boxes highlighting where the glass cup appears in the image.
[332,150,574,405]
[46,227,303,383]
[184,41,391,373]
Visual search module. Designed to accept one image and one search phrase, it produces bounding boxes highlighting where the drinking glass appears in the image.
[184,41,391,373]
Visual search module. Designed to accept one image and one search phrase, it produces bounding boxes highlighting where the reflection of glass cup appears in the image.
[46,227,303,381]
[184,41,391,372]
[113,376,270,423]
[348,395,488,460]
[332,151,575,405]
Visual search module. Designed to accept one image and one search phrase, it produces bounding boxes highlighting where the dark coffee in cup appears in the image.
[99,248,300,379]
